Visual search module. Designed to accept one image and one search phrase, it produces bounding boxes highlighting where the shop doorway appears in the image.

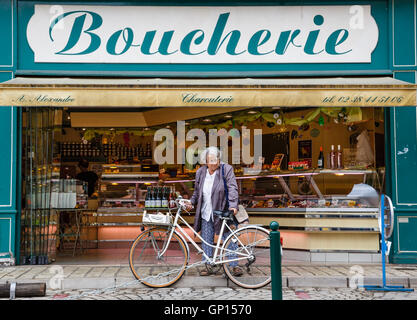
[20,107,57,265]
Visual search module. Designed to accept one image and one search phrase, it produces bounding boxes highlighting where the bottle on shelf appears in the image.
[68,142,72,157]
[61,142,66,157]
[337,145,343,169]
[155,187,162,208]
[145,187,151,208]
[149,187,155,208]
[317,146,324,169]
[139,145,144,158]
[168,186,175,208]
[161,187,168,208]
[146,142,152,158]
[329,145,336,169]
[66,142,70,157]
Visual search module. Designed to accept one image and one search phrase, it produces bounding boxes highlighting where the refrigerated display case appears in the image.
[163,168,383,252]
[83,164,159,247]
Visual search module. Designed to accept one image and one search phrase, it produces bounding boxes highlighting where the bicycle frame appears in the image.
[156,205,253,266]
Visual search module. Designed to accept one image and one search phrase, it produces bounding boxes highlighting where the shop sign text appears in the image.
[26,5,379,64]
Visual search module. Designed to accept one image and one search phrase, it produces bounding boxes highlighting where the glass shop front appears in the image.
[18,103,386,264]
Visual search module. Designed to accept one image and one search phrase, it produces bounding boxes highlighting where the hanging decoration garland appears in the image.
[80,107,363,141]
[282,107,362,127]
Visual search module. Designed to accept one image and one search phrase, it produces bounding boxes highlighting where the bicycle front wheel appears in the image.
[222,226,271,289]
[129,226,188,288]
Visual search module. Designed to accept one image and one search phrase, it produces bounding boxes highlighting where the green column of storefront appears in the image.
[388,0,417,264]
[0,0,19,265]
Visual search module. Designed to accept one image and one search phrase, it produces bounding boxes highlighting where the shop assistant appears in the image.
[76,159,99,198]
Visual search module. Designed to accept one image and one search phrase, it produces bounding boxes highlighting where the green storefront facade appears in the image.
[0,0,416,265]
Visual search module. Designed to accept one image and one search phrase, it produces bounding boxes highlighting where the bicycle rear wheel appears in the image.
[129,226,188,288]
[222,226,271,289]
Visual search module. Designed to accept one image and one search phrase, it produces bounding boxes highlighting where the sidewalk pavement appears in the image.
[1,263,417,291]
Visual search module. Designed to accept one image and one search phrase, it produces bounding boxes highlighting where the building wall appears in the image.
[0,0,416,263]
[0,0,18,264]
[389,0,417,263]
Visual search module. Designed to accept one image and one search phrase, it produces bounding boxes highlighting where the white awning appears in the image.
[0,77,415,107]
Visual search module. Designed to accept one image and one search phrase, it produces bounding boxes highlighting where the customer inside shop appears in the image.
[20,106,386,264]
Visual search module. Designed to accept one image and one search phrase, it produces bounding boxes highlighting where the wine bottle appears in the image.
[168,186,174,208]
[162,187,168,208]
[330,145,336,169]
[155,187,162,208]
[139,145,144,158]
[337,145,343,169]
[145,187,151,208]
[68,142,73,157]
[149,187,155,208]
[146,143,151,158]
[318,146,324,169]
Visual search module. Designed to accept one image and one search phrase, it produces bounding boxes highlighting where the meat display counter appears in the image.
[83,164,160,247]
[164,168,383,252]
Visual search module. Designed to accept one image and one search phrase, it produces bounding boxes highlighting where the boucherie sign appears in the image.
[27,5,379,64]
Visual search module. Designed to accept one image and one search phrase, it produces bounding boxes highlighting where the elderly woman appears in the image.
[186,146,243,277]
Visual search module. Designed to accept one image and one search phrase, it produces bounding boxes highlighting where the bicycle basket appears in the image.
[142,210,172,226]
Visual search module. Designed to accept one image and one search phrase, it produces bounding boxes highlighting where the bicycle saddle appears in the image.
[213,210,234,219]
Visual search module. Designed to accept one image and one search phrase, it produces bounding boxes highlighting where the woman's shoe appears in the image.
[231,266,243,277]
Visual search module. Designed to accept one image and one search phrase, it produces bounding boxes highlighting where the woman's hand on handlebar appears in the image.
[184,203,194,211]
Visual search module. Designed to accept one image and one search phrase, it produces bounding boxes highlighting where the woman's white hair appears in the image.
[199,146,222,165]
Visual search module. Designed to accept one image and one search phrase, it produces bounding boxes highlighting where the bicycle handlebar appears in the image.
[172,196,193,215]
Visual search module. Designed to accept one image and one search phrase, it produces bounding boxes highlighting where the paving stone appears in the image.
[288,276,348,288]
[84,266,106,277]
[18,267,49,279]
[324,266,349,276]
[2,267,32,279]
[62,277,115,290]
[101,266,121,277]
[68,266,93,278]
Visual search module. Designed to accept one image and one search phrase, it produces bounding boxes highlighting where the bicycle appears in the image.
[129,196,271,289]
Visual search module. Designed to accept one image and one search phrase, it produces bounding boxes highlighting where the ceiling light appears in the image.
[247,111,258,114]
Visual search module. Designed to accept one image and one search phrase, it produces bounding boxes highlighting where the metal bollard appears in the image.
[270,221,282,300]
